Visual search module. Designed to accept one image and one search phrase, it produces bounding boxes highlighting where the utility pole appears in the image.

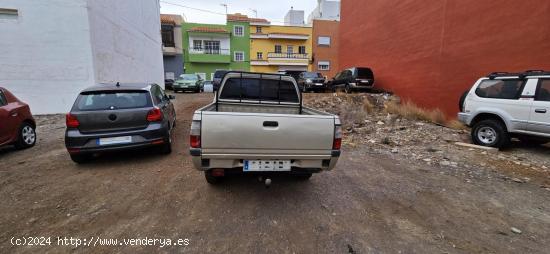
[220,3,228,14]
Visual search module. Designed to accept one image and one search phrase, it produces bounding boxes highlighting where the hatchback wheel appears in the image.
[15,122,36,149]
[472,119,509,148]
[160,129,173,155]
[70,154,91,164]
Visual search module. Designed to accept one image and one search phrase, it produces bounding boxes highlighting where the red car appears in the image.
[0,87,36,149]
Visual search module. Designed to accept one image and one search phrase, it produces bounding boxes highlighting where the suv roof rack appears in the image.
[488,70,550,79]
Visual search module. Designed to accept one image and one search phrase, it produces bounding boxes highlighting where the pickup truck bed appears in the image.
[189,72,341,184]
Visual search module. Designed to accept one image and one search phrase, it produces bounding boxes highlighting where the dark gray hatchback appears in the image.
[65,83,176,163]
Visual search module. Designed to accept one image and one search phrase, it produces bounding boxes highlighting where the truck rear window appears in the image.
[75,91,152,111]
[219,78,299,103]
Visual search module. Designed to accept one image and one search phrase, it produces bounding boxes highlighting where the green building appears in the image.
[181,14,252,80]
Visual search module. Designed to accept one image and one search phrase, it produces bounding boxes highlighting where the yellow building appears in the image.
[249,20,313,74]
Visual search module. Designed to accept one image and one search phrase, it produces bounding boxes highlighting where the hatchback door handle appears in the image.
[263,121,278,127]
[535,109,547,114]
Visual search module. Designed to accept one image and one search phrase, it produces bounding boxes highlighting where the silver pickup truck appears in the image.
[189,72,342,184]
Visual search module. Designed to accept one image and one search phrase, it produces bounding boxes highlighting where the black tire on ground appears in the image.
[14,122,36,149]
[70,154,91,164]
[294,173,313,181]
[518,137,548,146]
[459,90,469,112]
[159,129,172,155]
[345,84,351,93]
[204,170,223,184]
[471,119,510,148]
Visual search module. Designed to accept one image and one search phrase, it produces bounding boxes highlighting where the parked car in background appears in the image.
[65,83,176,163]
[190,71,342,185]
[173,74,203,93]
[164,79,174,90]
[329,67,375,93]
[0,87,36,149]
[279,70,302,83]
[297,72,326,92]
[212,70,228,91]
[458,70,550,148]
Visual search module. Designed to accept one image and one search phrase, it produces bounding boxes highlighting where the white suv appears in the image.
[458,70,550,148]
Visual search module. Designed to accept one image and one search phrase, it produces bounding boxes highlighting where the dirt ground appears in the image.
[1,92,549,254]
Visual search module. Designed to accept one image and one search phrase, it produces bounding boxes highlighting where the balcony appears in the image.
[251,52,309,66]
[188,48,231,63]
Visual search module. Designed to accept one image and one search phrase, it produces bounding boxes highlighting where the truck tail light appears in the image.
[190,120,201,148]
[333,125,342,150]
[147,108,163,122]
[66,113,80,128]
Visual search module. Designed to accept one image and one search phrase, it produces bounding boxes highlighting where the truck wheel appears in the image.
[294,173,312,181]
[70,154,91,164]
[205,170,223,184]
[471,119,509,148]
[14,122,36,149]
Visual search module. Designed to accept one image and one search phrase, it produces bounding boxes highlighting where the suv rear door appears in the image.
[528,78,550,133]
[72,90,153,134]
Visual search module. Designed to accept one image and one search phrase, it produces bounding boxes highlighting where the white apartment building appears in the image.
[0,0,164,114]
[307,0,341,24]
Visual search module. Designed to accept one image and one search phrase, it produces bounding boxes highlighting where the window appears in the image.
[318,36,331,46]
[161,25,175,47]
[193,40,202,50]
[475,79,525,99]
[298,46,306,54]
[233,25,244,37]
[274,45,282,53]
[219,78,299,103]
[76,91,152,111]
[256,52,263,60]
[0,8,18,20]
[318,61,330,71]
[0,90,6,106]
[287,45,294,54]
[536,79,550,101]
[204,40,220,54]
[234,51,244,62]
[256,26,262,33]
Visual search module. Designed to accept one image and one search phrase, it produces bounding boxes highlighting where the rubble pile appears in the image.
[304,93,550,184]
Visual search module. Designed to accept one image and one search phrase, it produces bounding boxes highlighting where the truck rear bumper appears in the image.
[189,149,340,172]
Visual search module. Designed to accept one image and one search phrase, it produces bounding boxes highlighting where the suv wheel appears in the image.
[472,119,509,148]
[344,84,351,93]
[14,122,36,149]
[204,170,223,184]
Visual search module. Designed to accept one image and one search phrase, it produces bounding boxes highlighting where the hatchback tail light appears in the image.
[147,108,163,122]
[190,120,201,148]
[333,125,342,150]
[66,113,80,128]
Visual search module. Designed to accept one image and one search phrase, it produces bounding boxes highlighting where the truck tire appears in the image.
[205,170,223,184]
[14,122,36,149]
[459,90,468,112]
[294,173,312,181]
[471,119,509,148]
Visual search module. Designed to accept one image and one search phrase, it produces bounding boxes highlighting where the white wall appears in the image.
[87,0,164,88]
[0,0,95,114]
[307,0,340,24]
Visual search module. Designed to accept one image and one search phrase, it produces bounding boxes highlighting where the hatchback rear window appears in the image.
[219,78,299,103]
[75,91,152,111]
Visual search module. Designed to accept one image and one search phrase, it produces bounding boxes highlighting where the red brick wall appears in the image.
[340,0,550,116]
[312,20,340,78]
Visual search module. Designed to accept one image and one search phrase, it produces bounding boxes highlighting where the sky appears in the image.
[159,0,321,25]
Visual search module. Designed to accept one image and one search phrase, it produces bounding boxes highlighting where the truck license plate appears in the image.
[243,160,291,172]
[98,136,132,146]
